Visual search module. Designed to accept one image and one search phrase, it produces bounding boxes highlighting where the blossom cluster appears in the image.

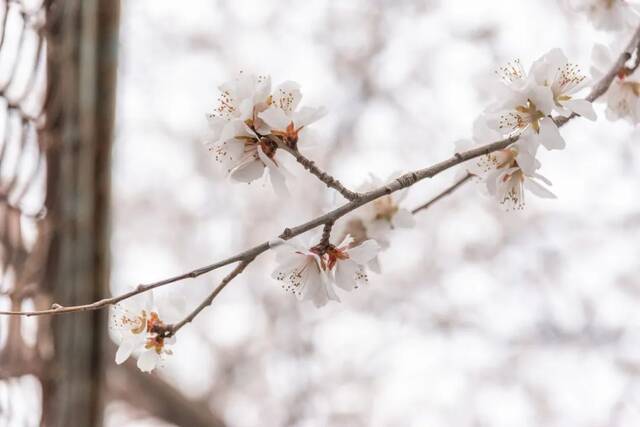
[460,48,595,209]
[110,292,182,372]
[204,72,326,195]
[573,0,640,123]
[270,173,418,307]
[271,235,381,307]
[568,0,639,31]
[458,1,640,209]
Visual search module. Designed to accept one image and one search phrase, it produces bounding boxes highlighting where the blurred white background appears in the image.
[108,0,640,425]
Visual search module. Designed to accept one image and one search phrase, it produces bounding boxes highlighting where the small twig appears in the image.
[319,221,334,246]
[411,173,473,214]
[278,143,361,201]
[166,259,252,336]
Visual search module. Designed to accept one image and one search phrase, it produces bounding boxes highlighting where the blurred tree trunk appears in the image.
[40,0,119,425]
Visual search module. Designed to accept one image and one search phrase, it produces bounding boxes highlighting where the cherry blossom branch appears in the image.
[0,136,517,317]
[165,259,253,336]
[412,24,640,213]
[2,23,640,319]
[277,143,361,201]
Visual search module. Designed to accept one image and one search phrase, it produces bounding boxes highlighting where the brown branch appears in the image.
[319,221,334,247]
[278,143,362,201]
[0,136,517,317]
[2,23,640,320]
[411,172,473,214]
[167,259,252,336]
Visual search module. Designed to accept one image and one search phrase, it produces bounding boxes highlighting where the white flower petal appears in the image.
[323,275,341,303]
[565,98,597,121]
[347,240,381,264]
[304,269,330,307]
[229,155,265,183]
[334,260,359,291]
[259,106,291,130]
[294,106,327,127]
[367,256,382,274]
[137,350,160,373]
[257,146,289,197]
[538,119,565,150]
[205,115,227,142]
[529,84,556,115]
[115,339,136,365]
[274,81,302,113]
[514,148,538,176]
[485,169,503,196]
[525,178,556,199]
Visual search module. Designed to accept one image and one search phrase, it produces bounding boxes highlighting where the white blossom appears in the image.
[110,291,183,372]
[205,75,326,195]
[530,48,596,120]
[324,235,381,291]
[458,129,555,210]
[485,162,555,211]
[484,50,593,151]
[592,43,640,124]
[207,119,290,196]
[258,81,327,146]
[206,72,272,141]
[271,234,381,307]
[567,0,640,31]
[271,237,338,308]
[486,69,565,151]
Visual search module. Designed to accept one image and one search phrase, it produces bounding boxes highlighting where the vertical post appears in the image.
[40,0,119,425]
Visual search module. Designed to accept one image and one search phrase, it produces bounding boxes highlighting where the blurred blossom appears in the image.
[592,43,640,123]
[567,0,640,31]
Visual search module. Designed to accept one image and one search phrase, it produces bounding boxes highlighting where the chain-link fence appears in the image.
[0,0,48,424]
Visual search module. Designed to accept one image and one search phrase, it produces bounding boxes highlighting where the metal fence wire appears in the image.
[0,0,48,424]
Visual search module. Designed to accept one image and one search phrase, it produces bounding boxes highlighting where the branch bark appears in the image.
[278,143,361,201]
[167,259,253,336]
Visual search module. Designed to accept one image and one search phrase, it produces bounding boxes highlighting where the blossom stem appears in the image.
[278,143,362,201]
[411,173,473,214]
[318,221,334,249]
[166,259,253,336]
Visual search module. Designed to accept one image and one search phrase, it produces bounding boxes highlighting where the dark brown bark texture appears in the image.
[39,0,119,425]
